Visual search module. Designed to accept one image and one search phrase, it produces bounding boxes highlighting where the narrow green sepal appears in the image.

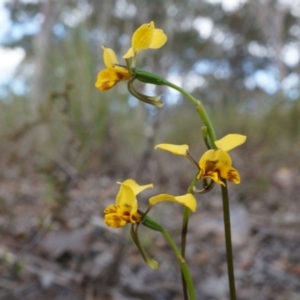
[127,78,163,107]
[142,215,164,232]
[132,68,166,85]
[130,224,160,269]
[201,125,208,139]
[201,125,212,149]
[192,179,215,194]
[145,257,160,269]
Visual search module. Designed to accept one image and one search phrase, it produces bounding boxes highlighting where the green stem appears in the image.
[133,69,217,148]
[221,181,237,300]
[161,229,196,300]
[180,173,200,299]
[181,207,191,300]
[130,224,159,269]
[182,174,200,258]
[163,80,217,149]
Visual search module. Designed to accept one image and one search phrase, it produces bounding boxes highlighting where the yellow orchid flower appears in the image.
[199,134,246,186]
[155,134,246,186]
[95,22,166,92]
[123,21,167,59]
[198,150,238,186]
[104,179,153,228]
[95,46,131,91]
[104,179,197,228]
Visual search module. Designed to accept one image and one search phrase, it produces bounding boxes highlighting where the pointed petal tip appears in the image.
[149,193,197,212]
[154,144,189,156]
[146,258,160,270]
[215,134,247,151]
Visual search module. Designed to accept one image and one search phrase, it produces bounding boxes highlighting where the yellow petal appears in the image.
[119,179,153,196]
[95,68,130,91]
[199,149,232,170]
[131,21,155,50]
[149,29,167,49]
[149,193,197,212]
[95,68,120,91]
[123,47,135,59]
[219,166,241,184]
[103,204,117,214]
[198,171,226,186]
[215,134,246,151]
[130,211,143,224]
[155,144,189,156]
[116,183,137,212]
[104,213,127,228]
[198,149,240,185]
[102,46,118,68]
[114,66,132,78]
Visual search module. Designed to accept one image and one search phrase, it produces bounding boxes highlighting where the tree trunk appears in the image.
[31,0,58,114]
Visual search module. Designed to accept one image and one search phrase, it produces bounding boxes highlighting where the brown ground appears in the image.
[0,157,300,300]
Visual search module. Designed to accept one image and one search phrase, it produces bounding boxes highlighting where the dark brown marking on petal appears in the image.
[111,215,121,222]
[206,170,221,180]
[115,71,131,81]
[205,160,218,172]
[131,213,142,223]
[203,168,220,178]
[116,72,124,80]
[101,81,116,91]
[227,169,239,182]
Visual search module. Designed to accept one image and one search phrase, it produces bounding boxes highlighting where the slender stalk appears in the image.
[130,224,159,269]
[181,206,191,300]
[133,69,217,147]
[186,151,201,170]
[163,80,217,148]
[221,181,237,300]
[164,78,217,286]
[134,68,237,300]
[143,216,196,299]
[161,229,196,300]
[180,173,200,299]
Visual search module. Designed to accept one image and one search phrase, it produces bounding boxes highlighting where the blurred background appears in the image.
[0,0,300,299]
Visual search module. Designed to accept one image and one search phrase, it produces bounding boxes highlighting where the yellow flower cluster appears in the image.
[104,179,196,228]
[95,21,167,91]
[156,134,246,186]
